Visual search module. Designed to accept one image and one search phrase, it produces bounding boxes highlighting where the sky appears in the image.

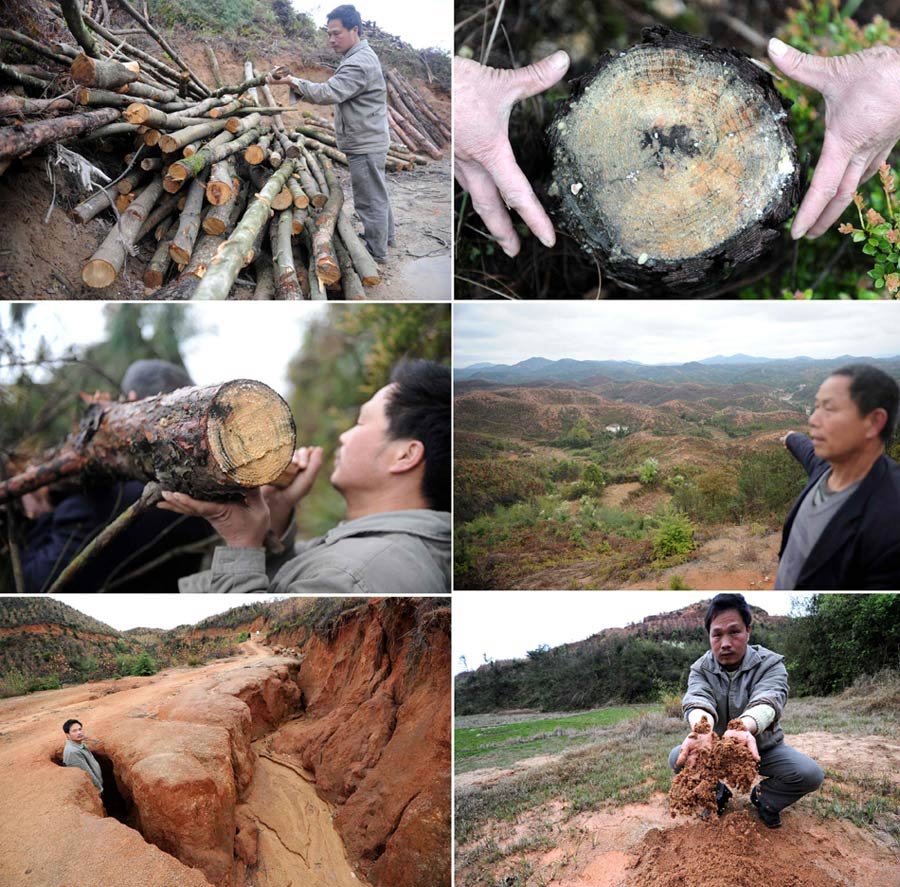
[295,1,452,50]
[453,591,810,675]
[0,303,329,399]
[454,302,900,368]
[43,594,287,631]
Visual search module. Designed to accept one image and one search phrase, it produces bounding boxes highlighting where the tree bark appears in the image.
[547,27,799,296]
[271,208,303,299]
[71,169,142,223]
[168,174,207,264]
[82,175,164,288]
[192,160,297,299]
[60,0,100,58]
[0,107,120,161]
[0,381,296,505]
[203,175,247,236]
[294,154,325,207]
[285,175,309,209]
[252,250,275,299]
[211,66,289,99]
[205,46,223,89]
[158,118,229,154]
[312,158,343,286]
[143,222,174,289]
[70,53,140,88]
[334,234,366,300]
[0,28,75,66]
[243,131,273,165]
[0,62,56,92]
[205,156,235,205]
[0,96,75,117]
[165,128,260,190]
[336,210,381,287]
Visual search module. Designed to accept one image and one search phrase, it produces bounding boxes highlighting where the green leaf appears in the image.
[862,243,877,256]
[875,278,886,289]
[874,264,886,276]
[852,231,866,242]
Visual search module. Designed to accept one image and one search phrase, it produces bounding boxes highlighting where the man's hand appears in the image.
[767,38,900,239]
[22,488,53,519]
[261,446,324,538]
[675,728,714,768]
[723,727,761,762]
[780,431,796,447]
[158,487,270,549]
[265,71,292,85]
[454,51,570,257]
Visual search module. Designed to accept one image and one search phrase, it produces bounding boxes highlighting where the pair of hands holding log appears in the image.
[158,446,324,549]
[455,39,900,253]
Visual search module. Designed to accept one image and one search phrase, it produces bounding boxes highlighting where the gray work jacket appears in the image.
[179,509,451,594]
[682,644,789,752]
[63,738,103,790]
[292,39,390,154]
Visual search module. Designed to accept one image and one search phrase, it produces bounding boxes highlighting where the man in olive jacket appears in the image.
[669,594,823,828]
[163,360,450,594]
[269,4,394,262]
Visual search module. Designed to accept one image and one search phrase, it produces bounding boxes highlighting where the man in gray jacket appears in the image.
[269,5,394,262]
[161,360,450,594]
[62,718,103,791]
[669,594,823,828]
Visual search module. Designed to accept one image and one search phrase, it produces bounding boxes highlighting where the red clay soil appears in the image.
[624,814,847,887]
[669,718,759,817]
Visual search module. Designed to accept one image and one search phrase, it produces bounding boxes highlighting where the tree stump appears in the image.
[547,28,799,295]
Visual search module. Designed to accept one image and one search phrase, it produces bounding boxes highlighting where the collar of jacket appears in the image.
[340,39,370,62]
[781,455,887,575]
[701,644,762,677]
[321,509,451,546]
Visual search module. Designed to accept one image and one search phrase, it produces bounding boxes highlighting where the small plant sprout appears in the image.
[837,164,900,296]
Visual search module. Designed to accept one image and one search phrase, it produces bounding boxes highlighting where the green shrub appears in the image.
[653,510,696,559]
[639,458,659,485]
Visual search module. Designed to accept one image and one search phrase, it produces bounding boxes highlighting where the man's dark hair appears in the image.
[386,359,450,512]
[831,364,900,445]
[326,4,362,34]
[120,359,193,400]
[62,719,82,734]
[704,593,752,632]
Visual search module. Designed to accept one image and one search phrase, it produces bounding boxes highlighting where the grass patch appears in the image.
[456,712,685,844]
[456,704,662,771]
[806,769,900,843]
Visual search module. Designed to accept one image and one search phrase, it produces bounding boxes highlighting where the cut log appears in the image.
[205,46,224,88]
[0,96,75,117]
[72,170,142,223]
[295,155,325,207]
[0,28,74,66]
[0,381,296,504]
[165,128,258,189]
[82,176,164,288]
[192,160,297,299]
[70,53,140,89]
[206,157,236,205]
[0,107,120,161]
[244,132,273,165]
[252,250,275,299]
[159,118,230,154]
[270,208,303,299]
[0,62,55,92]
[311,159,343,286]
[547,27,800,295]
[336,210,381,287]
[334,234,366,300]
[135,190,179,239]
[301,218,326,301]
[181,231,225,279]
[144,223,174,289]
[168,175,207,264]
[211,66,289,99]
[203,176,247,236]
[285,176,309,209]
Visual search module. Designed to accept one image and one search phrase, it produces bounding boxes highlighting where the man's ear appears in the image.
[388,439,425,475]
[866,407,888,441]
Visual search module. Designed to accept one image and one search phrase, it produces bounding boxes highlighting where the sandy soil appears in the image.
[0,640,359,886]
[0,48,449,299]
[457,733,900,887]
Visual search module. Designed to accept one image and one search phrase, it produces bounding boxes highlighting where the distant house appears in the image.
[605,424,629,433]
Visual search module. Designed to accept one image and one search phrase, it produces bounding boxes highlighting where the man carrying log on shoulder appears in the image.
[268,4,395,263]
[160,359,450,594]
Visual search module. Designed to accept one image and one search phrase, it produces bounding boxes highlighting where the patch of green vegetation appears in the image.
[456,713,684,844]
[456,705,662,770]
[806,770,900,842]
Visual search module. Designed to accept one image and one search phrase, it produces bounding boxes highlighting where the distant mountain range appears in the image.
[455,355,900,387]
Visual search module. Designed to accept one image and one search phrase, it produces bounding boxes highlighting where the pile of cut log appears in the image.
[0,2,450,298]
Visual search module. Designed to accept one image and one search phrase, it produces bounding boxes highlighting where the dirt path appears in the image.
[457,733,900,887]
[240,743,360,887]
[602,482,642,509]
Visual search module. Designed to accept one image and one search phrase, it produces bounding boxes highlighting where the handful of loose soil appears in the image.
[669,718,758,818]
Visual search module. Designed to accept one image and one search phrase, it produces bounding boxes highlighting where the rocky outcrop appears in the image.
[269,599,451,887]
[101,657,301,887]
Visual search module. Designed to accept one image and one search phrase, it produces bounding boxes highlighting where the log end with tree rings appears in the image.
[205,380,296,489]
[547,28,800,296]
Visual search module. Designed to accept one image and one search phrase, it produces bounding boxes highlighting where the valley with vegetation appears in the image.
[455,354,900,590]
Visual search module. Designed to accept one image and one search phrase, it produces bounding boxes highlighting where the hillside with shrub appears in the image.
[455,355,900,590]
